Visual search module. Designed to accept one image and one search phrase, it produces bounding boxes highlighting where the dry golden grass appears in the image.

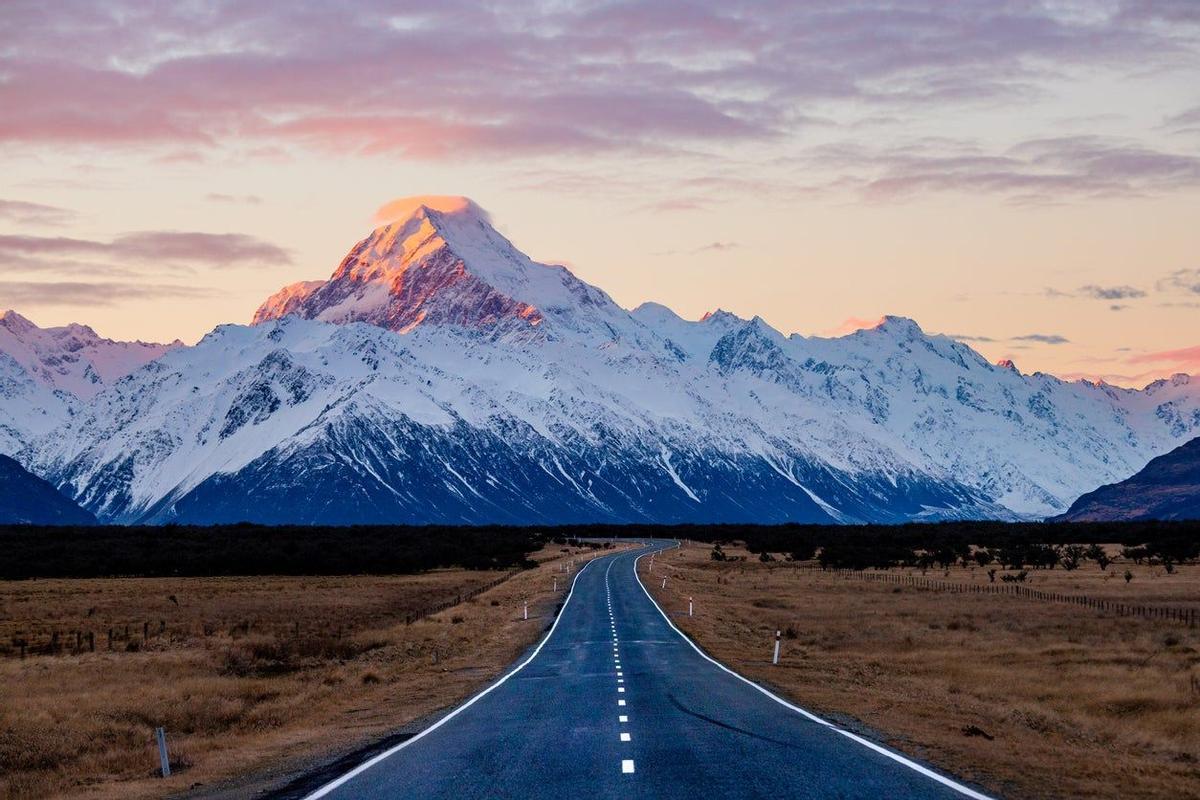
[0,544,615,800]
[648,543,1200,800]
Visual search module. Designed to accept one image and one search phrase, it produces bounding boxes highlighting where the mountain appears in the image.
[0,310,178,399]
[1059,436,1200,521]
[21,197,1200,525]
[0,454,95,525]
[0,310,178,455]
[253,196,640,344]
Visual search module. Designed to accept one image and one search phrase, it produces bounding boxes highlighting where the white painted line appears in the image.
[619,715,628,722]
[618,679,624,683]
[618,687,625,693]
[618,699,626,706]
[633,544,994,800]
[620,732,631,742]
[617,671,623,676]
[622,759,635,774]
[300,551,617,800]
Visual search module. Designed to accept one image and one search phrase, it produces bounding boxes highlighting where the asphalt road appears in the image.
[302,540,993,800]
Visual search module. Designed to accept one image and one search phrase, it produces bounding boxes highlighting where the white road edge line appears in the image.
[634,542,995,800]
[301,550,619,800]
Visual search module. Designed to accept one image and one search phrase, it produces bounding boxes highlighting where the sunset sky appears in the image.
[1,1,1198,386]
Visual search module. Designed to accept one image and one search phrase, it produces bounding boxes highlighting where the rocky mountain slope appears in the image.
[0,311,178,454]
[13,197,1200,525]
[0,310,178,398]
[1060,436,1200,521]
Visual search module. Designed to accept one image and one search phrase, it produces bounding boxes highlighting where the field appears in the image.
[0,543,609,800]
[647,542,1200,800]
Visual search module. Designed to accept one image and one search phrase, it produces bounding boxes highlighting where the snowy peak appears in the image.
[0,310,179,399]
[866,315,925,339]
[0,310,37,335]
[253,196,626,340]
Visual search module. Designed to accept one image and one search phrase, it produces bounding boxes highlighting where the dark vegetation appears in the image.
[0,524,544,579]
[2,520,1197,579]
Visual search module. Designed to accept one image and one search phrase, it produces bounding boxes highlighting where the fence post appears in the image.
[155,727,171,778]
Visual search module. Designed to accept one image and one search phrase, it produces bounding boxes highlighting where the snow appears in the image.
[10,198,1200,524]
[0,310,178,399]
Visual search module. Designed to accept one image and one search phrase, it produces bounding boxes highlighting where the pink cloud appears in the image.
[1129,345,1200,368]
[0,0,1194,194]
[823,316,883,336]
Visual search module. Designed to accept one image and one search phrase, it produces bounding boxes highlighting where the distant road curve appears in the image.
[295,539,994,800]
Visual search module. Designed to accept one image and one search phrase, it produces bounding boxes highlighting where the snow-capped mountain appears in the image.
[253,195,641,344]
[0,311,178,455]
[0,350,73,455]
[17,197,1200,525]
[1059,435,1200,521]
[0,310,178,399]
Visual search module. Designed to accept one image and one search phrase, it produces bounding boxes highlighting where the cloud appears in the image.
[822,316,883,336]
[654,241,741,257]
[1128,344,1200,372]
[1077,284,1146,300]
[843,135,1200,202]
[0,231,290,267]
[0,1,1195,178]
[942,333,996,343]
[1157,268,1200,295]
[0,199,77,227]
[0,280,220,307]
[1012,333,1070,345]
[205,193,262,205]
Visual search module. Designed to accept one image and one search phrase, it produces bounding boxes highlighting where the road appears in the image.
[301,540,992,800]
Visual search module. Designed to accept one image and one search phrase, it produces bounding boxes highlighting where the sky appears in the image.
[1,0,1198,386]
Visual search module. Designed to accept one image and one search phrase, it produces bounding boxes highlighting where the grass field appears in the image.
[647,542,1200,800]
[0,544,610,800]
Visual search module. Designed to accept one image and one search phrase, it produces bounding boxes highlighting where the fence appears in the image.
[402,568,523,625]
[808,565,1198,627]
[4,567,532,660]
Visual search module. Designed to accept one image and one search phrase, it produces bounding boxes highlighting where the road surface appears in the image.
[300,540,992,799]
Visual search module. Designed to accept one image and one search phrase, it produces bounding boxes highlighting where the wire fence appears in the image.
[809,565,1198,627]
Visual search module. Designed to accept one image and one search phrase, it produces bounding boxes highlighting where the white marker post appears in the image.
[155,727,170,778]
[649,555,654,573]
[523,602,529,620]
[553,577,558,592]
[772,630,781,665]
[661,577,667,589]
[688,597,693,617]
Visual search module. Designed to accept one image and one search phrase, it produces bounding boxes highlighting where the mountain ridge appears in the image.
[6,197,1200,525]
[1059,435,1200,521]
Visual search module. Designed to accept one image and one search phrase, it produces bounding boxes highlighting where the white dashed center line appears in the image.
[620,732,631,742]
[618,699,626,706]
[622,759,636,774]
[619,715,628,722]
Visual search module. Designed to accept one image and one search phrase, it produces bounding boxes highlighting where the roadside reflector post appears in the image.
[155,727,170,778]
[649,555,654,573]
[688,597,693,617]
[523,602,529,620]
[772,630,781,665]
[553,577,558,592]
[661,577,667,589]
